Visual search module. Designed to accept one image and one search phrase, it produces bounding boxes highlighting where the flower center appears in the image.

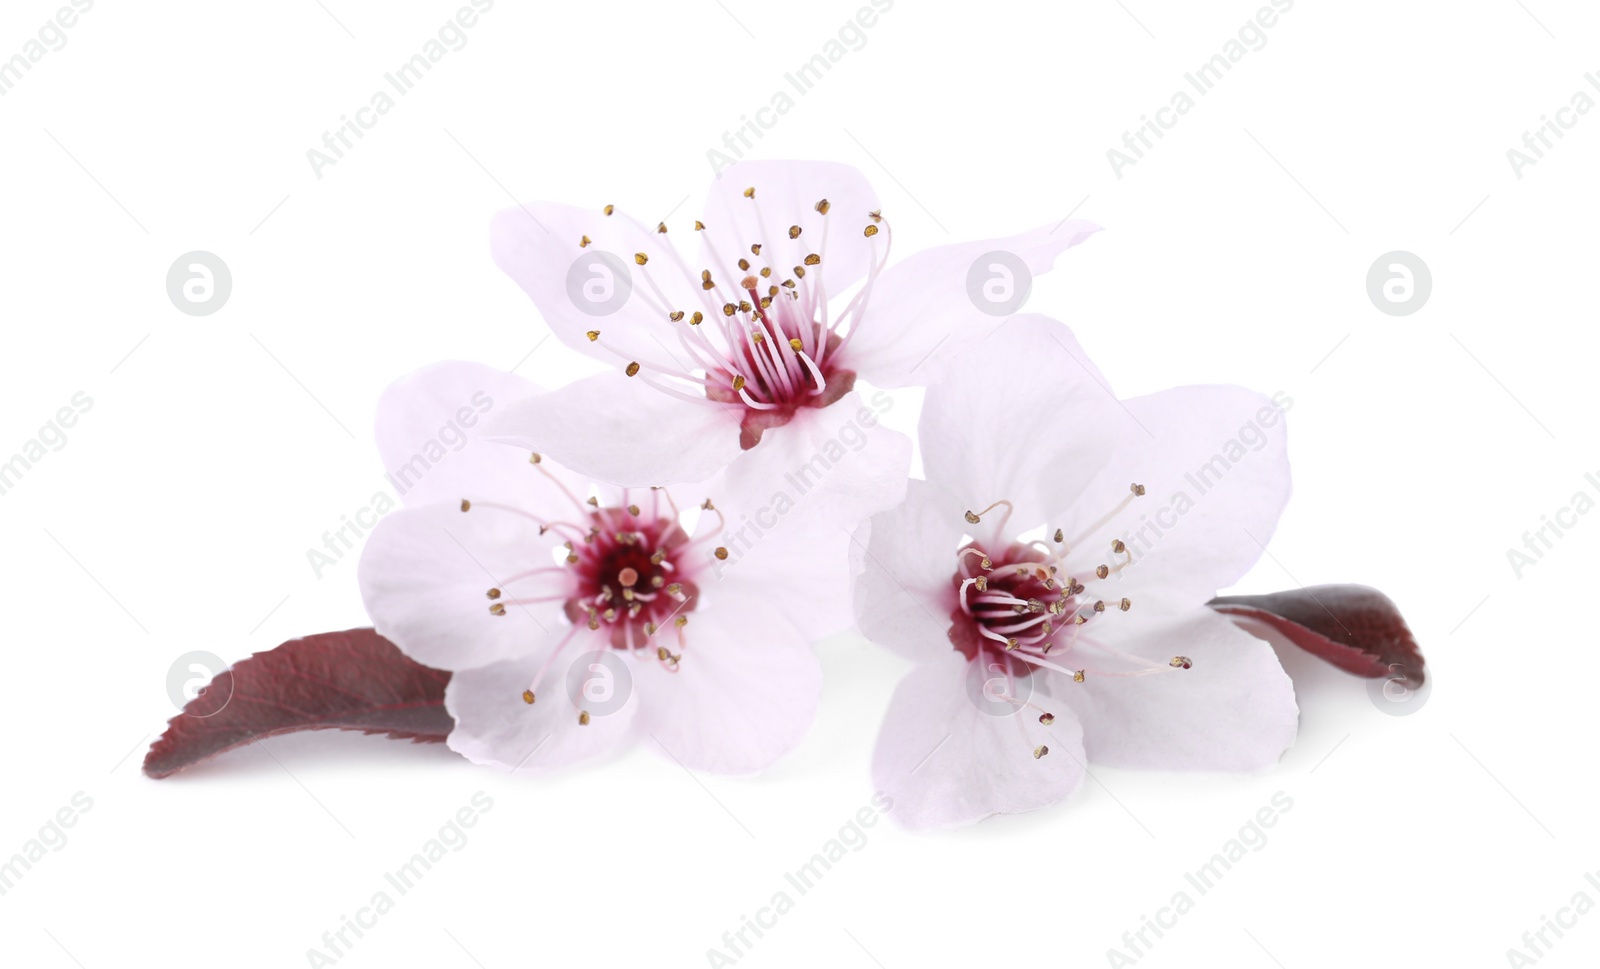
[581,191,892,448]
[461,457,728,722]
[560,504,699,650]
[945,490,1193,761]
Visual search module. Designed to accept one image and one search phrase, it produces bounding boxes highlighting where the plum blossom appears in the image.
[357,361,832,774]
[485,159,1098,528]
[853,315,1300,829]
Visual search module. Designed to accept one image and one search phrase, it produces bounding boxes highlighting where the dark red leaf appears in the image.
[144,628,453,779]
[1208,584,1426,687]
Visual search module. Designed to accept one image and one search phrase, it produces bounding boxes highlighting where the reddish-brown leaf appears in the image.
[144,628,453,779]
[1208,584,1426,687]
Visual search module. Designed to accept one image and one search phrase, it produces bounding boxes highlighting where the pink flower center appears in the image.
[558,505,700,650]
[945,491,1192,760]
[462,462,728,720]
[585,191,893,448]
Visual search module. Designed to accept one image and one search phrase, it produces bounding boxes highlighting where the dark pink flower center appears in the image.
[560,505,700,649]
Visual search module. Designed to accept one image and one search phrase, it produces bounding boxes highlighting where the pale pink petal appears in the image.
[842,219,1101,387]
[490,201,704,371]
[1059,607,1298,770]
[374,360,584,510]
[481,370,744,487]
[721,392,911,532]
[632,600,822,775]
[446,634,637,771]
[1053,384,1293,609]
[707,518,856,643]
[919,315,1121,532]
[872,652,1087,830]
[357,502,567,672]
[701,160,880,303]
[852,480,965,661]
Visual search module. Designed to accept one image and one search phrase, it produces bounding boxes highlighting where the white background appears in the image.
[1,1,1595,966]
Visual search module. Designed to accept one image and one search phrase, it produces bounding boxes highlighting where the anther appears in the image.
[625,362,640,376]
[578,711,591,725]
[674,616,688,627]
[586,330,599,341]
[751,243,762,255]
[1119,598,1132,611]
[964,510,981,524]
[742,187,754,198]
[603,204,614,215]
[788,225,801,239]
[656,222,667,233]
[690,311,703,325]
[714,547,729,560]
[1111,539,1127,554]
[863,224,878,237]
[1095,564,1110,579]
[1039,712,1055,725]
[1033,746,1049,759]
[1093,600,1106,613]
[1170,656,1193,669]
[522,690,535,704]
[579,235,591,247]
[1131,483,1146,496]
[669,310,684,322]
[804,253,821,266]
[815,198,830,214]
[486,588,501,599]
[529,452,542,463]
[488,602,505,616]
[1073,670,1086,682]
[459,499,471,512]
[694,220,705,230]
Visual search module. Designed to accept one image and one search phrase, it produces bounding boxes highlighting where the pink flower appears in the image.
[486,159,1098,528]
[854,316,1300,829]
[357,361,829,774]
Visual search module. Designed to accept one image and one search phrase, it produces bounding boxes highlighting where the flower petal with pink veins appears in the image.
[374,360,584,510]
[853,480,965,661]
[872,651,1087,830]
[721,392,911,532]
[632,599,822,775]
[446,637,637,772]
[358,502,567,672]
[1052,384,1293,610]
[701,160,881,302]
[1060,607,1298,771]
[490,201,703,370]
[919,315,1121,531]
[841,219,1101,388]
[481,370,745,488]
